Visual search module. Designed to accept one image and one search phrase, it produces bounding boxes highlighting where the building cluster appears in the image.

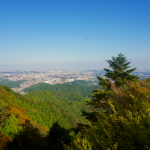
[0,70,98,94]
[0,69,150,95]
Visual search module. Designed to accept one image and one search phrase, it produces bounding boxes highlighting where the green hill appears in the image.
[23,80,101,97]
[0,85,93,149]
[0,85,92,133]
[0,79,25,88]
[24,90,92,129]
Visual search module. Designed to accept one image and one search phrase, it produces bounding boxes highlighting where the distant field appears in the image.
[23,80,102,97]
[0,79,25,88]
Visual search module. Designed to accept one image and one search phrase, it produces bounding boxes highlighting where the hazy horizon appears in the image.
[0,0,150,70]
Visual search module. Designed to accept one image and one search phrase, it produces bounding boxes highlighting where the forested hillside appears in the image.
[1,54,150,150]
[64,54,150,150]
[24,90,93,128]
[0,79,25,88]
[0,85,93,149]
[0,86,92,129]
[23,80,101,97]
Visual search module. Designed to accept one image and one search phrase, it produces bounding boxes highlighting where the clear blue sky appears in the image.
[0,0,150,70]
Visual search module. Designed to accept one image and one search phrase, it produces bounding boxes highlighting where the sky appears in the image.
[0,0,150,70]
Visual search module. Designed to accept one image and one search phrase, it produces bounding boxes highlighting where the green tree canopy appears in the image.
[98,53,139,89]
[69,81,150,150]
[1,115,18,138]
[84,54,140,119]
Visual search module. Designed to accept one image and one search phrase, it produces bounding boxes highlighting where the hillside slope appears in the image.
[0,79,25,88]
[0,86,91,133]
[0,85,92,149]
[23,80,101,97]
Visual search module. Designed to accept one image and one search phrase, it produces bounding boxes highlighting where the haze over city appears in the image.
[0,0,150,70]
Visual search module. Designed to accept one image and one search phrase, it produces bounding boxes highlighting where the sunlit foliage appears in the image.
[67,81,150,149]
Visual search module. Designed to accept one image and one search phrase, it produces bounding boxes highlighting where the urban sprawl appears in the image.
[0,70,150,95]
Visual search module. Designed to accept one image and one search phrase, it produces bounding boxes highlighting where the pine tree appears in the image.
[83,54,140,120]
[98,53,139,89]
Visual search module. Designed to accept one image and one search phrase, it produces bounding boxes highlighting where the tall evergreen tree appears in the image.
[99,53,139,89]
[84,53,140,118]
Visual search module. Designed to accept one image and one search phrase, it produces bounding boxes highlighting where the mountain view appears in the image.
[1,54,150,149]
[0,0,150,149]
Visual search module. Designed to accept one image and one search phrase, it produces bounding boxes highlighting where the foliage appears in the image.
[0,133,12,150]
[6,120,44,150]
[23,80,101,97]
[1,115,19,138]
[104,53,139,87]
[66,54,149,149]
[0,85,80,149]
[9,106,33,125]
[67,81,150,149]
[0,86,16,129]
[46,122,73,150]
[64,136,92,150]
[0,79,25,88]
[0,98,9,128]
[23,90,91,129]
[85,53,140,112]
[0,85,92,134]
[140,77,150,90]
[4,120,75,150]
